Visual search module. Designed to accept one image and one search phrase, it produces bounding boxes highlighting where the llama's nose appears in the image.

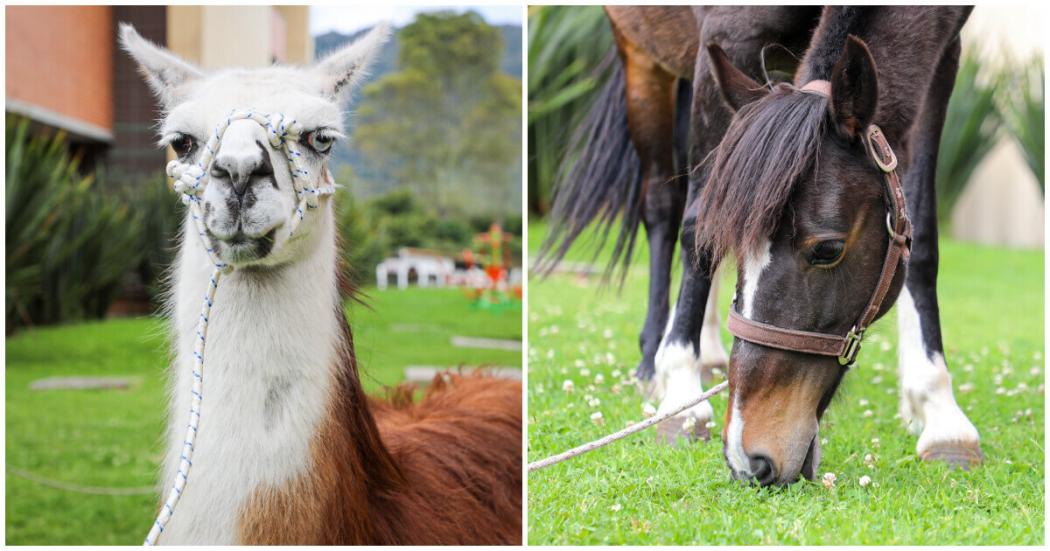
[211,150,274,199]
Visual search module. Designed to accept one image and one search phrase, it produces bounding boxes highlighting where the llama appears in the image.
[120,24,522,545]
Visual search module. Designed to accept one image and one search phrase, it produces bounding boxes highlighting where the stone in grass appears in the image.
[30,377,139,391]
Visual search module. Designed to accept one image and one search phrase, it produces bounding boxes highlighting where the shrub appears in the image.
[999,55,1044,192]
[935,52,1003,222]
[5,117,147,331]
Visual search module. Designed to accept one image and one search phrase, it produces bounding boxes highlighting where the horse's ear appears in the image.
[313,23,391,101]
[119,23,202,109]
[707,43,767,112]
[829,35,879,139]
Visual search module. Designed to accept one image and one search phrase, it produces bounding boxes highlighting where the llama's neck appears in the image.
[161,205,347,544]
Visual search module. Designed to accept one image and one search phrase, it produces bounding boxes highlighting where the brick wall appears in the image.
[6,6,114,138]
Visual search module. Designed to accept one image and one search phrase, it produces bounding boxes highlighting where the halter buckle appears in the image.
[866,125,898,173]
[838,327,864,367]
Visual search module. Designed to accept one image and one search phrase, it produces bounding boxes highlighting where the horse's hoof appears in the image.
[636,378,658,400]
[920,441,983,470]
[655,414,710,446]
[634,360,658,399]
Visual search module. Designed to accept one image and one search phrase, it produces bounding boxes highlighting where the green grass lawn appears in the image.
[5,287,520,545]
[527,220,1044,545]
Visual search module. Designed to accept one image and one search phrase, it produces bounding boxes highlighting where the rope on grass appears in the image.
[528,381,728,473]
[7,466,154,496]
[144,110,336,546]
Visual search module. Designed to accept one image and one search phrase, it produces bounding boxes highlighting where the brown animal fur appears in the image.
[238,309,522,544]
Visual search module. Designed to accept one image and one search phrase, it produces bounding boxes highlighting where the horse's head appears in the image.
[120,24,388,268]
[698,37,907,485]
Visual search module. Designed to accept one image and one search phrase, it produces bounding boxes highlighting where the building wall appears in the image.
[6,6,114,141]
[167,6,311,69]
[276,6,313,64]
[111,6,168,175]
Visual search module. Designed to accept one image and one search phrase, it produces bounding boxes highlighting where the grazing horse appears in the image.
[121,24,522,543]
[541,6,980,484]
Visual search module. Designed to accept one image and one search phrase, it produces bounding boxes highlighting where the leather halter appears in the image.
[726,81,912,367]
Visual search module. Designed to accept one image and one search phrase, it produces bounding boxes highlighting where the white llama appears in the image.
[121,24,522,545]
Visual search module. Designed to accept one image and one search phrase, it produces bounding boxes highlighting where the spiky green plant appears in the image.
[5,117,148,331]
[999,55,1044,192]
[527,6,613,214]
[936,52,1004,222]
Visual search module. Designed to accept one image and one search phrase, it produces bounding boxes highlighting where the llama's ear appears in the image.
[707,43,767,112]
[829,35,879,139]
[119,23,202,108]
[313,23,391,101]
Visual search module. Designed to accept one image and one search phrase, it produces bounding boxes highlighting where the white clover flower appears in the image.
[590,411,605,425]
[822,472,837,488]
[594,374,605,385]
[562,380,575,393]
[859,475,872,487]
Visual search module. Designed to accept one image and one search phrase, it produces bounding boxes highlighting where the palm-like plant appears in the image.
[935,52,1004,222]
[999,55,1044,192]
[527,6,612,214]
[5,117,148,331]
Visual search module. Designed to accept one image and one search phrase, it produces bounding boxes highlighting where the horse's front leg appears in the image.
[898,38,981,468]
[698,264,728,385]
[651,208,717,444]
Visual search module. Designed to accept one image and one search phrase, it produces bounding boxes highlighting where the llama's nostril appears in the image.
[749,454,777,486]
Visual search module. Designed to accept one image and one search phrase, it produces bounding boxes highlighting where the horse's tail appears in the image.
[534,47,643,281]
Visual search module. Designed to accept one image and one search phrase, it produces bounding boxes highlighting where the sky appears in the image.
[309,5,522,35]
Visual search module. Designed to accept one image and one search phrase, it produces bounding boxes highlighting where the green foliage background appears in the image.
[353,11,522,218]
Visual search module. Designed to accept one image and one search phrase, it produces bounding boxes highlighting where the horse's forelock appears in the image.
[696,85,829,263]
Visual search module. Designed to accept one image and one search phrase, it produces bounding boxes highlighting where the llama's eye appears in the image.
[169,133,198,158]
[808,239,846,267]
[302,130,336,154]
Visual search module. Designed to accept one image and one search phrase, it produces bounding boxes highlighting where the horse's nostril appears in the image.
[749,454,777,486]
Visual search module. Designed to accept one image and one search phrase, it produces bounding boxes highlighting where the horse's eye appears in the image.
[303,130,336,154]
[808,239,846,266]
[170,133,197,158]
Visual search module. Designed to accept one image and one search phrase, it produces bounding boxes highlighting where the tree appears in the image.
[353,11,521,217]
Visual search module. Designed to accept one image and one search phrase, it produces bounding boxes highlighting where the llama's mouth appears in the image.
[212,228,277,263]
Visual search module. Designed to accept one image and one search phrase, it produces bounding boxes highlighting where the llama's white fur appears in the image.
[121,23,388,544]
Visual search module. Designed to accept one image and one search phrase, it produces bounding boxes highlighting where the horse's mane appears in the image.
[695,84,829,262]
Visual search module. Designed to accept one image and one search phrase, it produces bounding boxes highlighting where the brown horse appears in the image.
[541,6,980,485]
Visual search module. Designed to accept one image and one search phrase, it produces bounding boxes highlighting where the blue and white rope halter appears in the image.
[144,110,336,546]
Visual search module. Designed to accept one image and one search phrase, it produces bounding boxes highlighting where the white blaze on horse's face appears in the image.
[120,23,390,268]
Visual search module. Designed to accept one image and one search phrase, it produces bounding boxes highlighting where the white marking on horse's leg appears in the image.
[699,268,728,375]
[726,399,751,477]
[654,340,714,430]
[651,304,677,400]
[740,240,772,319]
[896,288,980,456]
